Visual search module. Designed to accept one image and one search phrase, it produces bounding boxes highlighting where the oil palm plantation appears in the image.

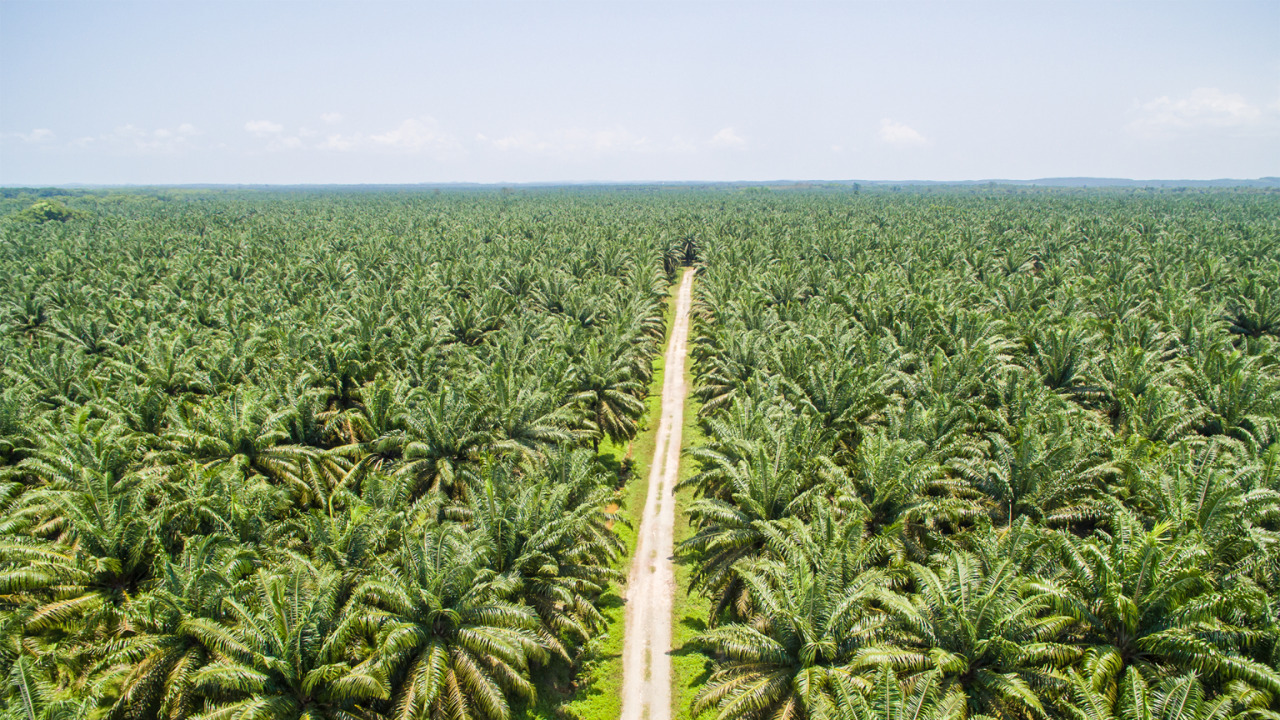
[107,536,258,720]
[692,514,891,720]
[349,524,548,720]
[830,668,964,720]
[857,551,1077,719]
[5,184,1280,720]
[466,452,624,649]
[568,338,647,452]
[680,403,841,620]
[1030,511,1280,699]
[188,567,386,720]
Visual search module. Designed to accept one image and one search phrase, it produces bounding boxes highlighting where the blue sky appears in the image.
[1,1,1277,184]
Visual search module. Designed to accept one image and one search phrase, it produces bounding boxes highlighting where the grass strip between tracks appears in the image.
[671,308,713,720]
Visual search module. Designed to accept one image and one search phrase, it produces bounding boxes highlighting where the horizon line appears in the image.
[5,176,1279,190]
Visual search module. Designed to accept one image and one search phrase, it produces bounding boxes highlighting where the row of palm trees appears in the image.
[2,187,1277,719]
[678,191,1280,718]
[0,190,688,719]
[4,449,624,720]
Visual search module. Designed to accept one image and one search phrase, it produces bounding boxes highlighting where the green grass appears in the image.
[670,305,714,720]
[515,280,681,720]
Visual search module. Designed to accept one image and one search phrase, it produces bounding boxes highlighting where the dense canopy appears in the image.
[1,186,1278,720]
[679,187,1280,719]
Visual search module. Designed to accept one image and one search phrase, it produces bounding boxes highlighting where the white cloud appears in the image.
[93,123,199,153]
[670,136,699,154]
[1128,88,1276,138]
[577,127,652,154]
[478,131,552,153]
[245,120,284,136]
[320,133,358,151]
[709,126,746,148]
[369,117,463,155]
[314,117,463,158]
[244,121,306,152]
[878,118,928,147]
[18,128,55,143]
[477,126,655,157]
[320,112,344,125]
[1,128,56,144]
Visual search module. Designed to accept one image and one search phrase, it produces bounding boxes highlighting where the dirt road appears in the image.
[619,267,694,720]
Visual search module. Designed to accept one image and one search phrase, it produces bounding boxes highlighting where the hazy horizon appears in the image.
[3,1,1277,185]
[6,178,1279,190]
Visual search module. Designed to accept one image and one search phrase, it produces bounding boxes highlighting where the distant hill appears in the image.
[849,177,1280,189]
[1016,177,1278,188]
[6,178,1278,191]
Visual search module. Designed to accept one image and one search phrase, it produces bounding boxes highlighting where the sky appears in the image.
[1,1,1277,185]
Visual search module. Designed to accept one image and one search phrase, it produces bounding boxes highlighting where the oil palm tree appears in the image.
[0,386,35,467]
[857,551,1075,719]
[1031,510,1280,699]
[568,338,646,452]
[189,566,386,720]
[482,364,583,460]
[268,508,391,602]
[1061,667,1267,720]
[0,420,157,660]
[394,386,493,503]
[691,514,890,720]
[1130,438,1280,585]
[466,453,624,651]
[680,404,840,620]
[329,380,407,472]
[781,350,900,460]
[0,409,141,534]
[106,535,258,720]
[831,667,964,720]
[154,390,328,504]
[692,328,771,418]
[843,432,982,562]
[1179,346,1280,450]
[152,460,277,549]
[1119,384,1205,445]
[350,524,548,720]
[2,655,99,720]
[950,417,1115,528]
[1223,280,1280,339]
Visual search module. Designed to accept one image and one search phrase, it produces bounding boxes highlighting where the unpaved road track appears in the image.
[619,267,694,720]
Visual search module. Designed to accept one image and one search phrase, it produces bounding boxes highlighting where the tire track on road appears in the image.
[619,267,694,720]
